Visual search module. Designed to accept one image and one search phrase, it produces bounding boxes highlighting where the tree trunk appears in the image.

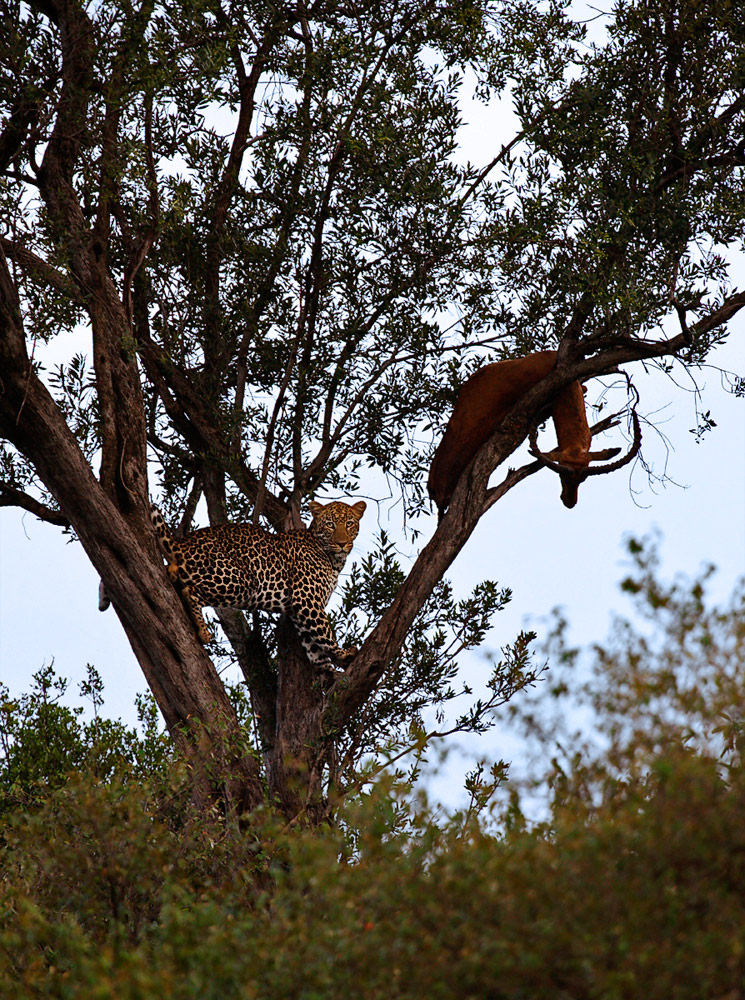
[265,617,329,824]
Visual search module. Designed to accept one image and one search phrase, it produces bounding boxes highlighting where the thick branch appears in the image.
[32,0,150,512]
[35,0,94,238]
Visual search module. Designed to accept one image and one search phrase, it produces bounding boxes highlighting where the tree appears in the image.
[1,0,743,820]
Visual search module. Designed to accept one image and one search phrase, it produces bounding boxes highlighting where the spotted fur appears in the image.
[151,500,366,668]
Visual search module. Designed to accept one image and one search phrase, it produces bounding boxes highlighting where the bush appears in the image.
[0,664,171,817]
[1,752,744,998]
[3,549,744,998]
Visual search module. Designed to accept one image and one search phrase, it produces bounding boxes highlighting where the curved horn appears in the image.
[528,424,576,475]
[584,408,642,476]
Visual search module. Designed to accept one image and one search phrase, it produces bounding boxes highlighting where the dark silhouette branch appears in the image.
[0,481,71,527]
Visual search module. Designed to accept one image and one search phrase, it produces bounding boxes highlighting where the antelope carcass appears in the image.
[529,382,641,508]
[427,350,641,517]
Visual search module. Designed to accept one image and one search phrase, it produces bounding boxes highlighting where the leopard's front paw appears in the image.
[335,646,358,666]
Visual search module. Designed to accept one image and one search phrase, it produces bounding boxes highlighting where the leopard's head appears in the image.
[308,500,366,562]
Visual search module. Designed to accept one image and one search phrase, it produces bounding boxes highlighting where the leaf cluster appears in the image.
[502,533,745,819]
[325,532,539,789]
[0,663,171,817]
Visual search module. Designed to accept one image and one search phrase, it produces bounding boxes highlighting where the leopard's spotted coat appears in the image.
[151,500,366,668]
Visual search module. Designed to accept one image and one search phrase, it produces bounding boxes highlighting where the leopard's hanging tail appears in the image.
[149,503,177,562]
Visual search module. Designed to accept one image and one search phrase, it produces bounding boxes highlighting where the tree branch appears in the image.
[0,237,84,304]
[35,0,94,238]
[482,460,543,516]
[122,90,160,330]
[0,69,58,173]
[290,2,442,491]
[204,7,290,358]
[135,320,290,528]
[0,481,70,527]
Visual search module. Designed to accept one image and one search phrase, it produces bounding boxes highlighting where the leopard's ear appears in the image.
[308,500,325,519]
[350,500,367,520]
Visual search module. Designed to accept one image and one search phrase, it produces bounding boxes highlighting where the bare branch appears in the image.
[254,318,305,525]
[303,332,507,496]
[290,2,442,487]
[0,481,70,526]
[588,412,621,436]
[482,460,543,516]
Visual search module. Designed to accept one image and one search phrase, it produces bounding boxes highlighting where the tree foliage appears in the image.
[502,535,745,816]
[0,0,744,818]
[0,662,172,817]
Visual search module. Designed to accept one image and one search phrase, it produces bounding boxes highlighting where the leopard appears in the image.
[150,499,366,669]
